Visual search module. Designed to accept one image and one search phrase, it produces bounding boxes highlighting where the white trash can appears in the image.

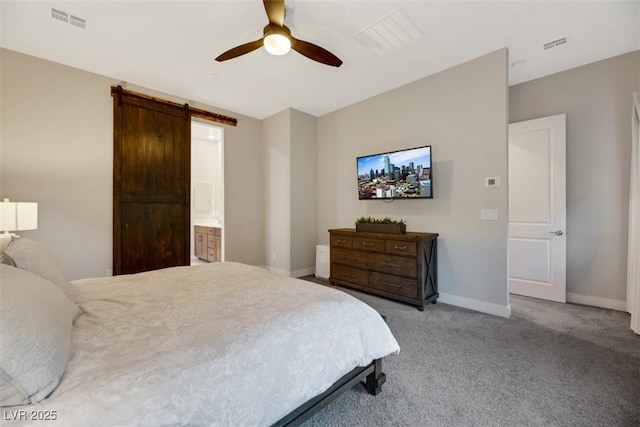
[315,244,330,279]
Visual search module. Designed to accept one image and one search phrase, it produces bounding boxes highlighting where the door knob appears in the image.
[549,230,564,236]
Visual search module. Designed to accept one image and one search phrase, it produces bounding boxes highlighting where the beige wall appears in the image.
[0,48,264,279]
[262,108,318,276]
[263,109,291,273]
[510,50,640,307]
[317,49,510,314]
[221,112,263,268]
[289,109,318,275]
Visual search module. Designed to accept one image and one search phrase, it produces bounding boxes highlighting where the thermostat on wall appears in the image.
[485,176,501,188]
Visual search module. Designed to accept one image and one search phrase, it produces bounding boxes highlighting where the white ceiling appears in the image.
[1,1,638,120]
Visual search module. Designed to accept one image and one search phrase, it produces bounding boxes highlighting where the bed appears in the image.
[0,238,400,426]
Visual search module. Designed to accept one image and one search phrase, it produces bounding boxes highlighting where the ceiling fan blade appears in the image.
[291,37,343,67]
[263,0,285,27]
[215,39,264,62]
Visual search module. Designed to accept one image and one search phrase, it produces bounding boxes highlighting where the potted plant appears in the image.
[355,217,407,234]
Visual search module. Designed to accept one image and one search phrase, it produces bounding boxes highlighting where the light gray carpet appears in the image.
[300,277,640,427]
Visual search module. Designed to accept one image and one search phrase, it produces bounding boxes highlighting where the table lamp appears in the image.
[0,198,38,251]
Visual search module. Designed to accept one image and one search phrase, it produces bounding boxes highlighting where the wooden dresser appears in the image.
[329,228,438,310]
[194,226,221,262]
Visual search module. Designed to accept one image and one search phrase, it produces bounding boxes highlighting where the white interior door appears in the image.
[508,114,566,302]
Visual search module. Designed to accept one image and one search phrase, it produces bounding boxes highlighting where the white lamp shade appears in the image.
[264,33,291,55]
[0,202,38,232]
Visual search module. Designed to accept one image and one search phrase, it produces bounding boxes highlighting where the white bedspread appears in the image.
[14,262,399,426]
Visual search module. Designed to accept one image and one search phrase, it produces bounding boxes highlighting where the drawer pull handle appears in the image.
[382,262,401,267]
[362,242,374,247]
[382,281,402,288]
[341,273,356,278]
[336,239,347,243]
[394,245,407,250]
[340,255,355,261]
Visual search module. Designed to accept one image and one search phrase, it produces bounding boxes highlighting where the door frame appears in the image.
[190,119,225,263]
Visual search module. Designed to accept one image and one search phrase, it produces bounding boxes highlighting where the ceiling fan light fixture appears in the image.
[216,1,341,67]
[264,31,291,55]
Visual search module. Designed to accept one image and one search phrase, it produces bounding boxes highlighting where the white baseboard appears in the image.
[439,292,512,318]
[566,292,627,312]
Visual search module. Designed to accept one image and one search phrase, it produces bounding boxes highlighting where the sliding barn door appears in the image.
[112,88,190,275]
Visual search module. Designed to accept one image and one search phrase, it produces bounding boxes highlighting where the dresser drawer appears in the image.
[331,234,353,248]
[331,248,369,269]
[369,253,417,278]
[207,235,216,248]
[206,249,216,261]
[331,265,368,287]
[385,239,417,256]
[369,272,418,299]
[353,237,385,252]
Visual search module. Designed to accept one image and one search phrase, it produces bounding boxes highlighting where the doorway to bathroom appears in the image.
[191,120,224,264]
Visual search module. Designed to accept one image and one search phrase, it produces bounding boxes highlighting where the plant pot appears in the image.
[355,223,406,234]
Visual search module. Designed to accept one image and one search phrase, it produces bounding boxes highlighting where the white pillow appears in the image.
[0,264,79,406]
[4,237,75,300]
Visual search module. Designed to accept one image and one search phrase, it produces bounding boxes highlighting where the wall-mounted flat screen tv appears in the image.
[357,145,432,200]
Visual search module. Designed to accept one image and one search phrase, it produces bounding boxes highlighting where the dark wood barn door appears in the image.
[112,88,190,275]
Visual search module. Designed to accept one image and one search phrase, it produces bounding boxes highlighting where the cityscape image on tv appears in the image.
[357,146,432,199]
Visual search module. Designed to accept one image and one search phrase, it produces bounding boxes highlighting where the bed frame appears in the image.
[272,358,386,426]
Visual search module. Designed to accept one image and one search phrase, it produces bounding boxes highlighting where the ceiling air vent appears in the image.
[51,7,87,30]
[543,36,569,51]
[355,8,423,56]
[70,15,86,29]
[51,8,69,24]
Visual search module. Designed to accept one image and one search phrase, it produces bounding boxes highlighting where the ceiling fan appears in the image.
[215,0,342,67]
